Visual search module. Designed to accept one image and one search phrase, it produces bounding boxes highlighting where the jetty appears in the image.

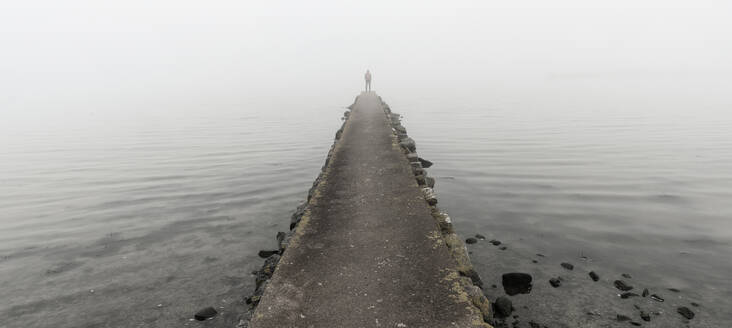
[245,92,491,328]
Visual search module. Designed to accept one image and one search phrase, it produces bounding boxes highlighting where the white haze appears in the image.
[1,0,731,131]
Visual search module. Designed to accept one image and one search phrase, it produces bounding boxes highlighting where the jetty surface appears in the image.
[249,92,489,327]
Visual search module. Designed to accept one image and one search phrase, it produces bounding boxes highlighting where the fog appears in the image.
[2,0,731,125]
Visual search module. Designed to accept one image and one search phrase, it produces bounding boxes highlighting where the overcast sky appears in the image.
[1,0,730,119]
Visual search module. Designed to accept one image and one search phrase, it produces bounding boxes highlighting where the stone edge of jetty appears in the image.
[235,94,494,327]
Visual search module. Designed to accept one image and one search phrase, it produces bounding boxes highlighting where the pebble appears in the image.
[620,292,639,299]
[668,288,680,293]
[475,234,486,240]
[536,253,545,257]
[677,306,695,320]
[560,262,574,270]
[613,280,633,291]
[642,288,649,297]
[622,273,632,279]
[588,271,599,282]
[531,260,538,264]
[465,238,478,244]
[549,278,561,288]
[502,272,533,296]
[499,246,507,250]
[691,302,700,307]
[493,296,513,318]
[640,311,651,322]
[194,307,218,321]
[650,294,664,302]
[490,240,502,246]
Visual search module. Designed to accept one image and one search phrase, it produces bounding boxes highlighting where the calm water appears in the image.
[2,77,731,327]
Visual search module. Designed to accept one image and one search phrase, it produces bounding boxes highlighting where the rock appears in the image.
[399,137,416,152]
[499,246,507,250]
[501,273,533,296]
[461,268,484,289]
[620,292,639,299]
[677,307,695,320]
[549,278,561,288]
[640,311,651,322]
[194,307,218,321]
[616,314,631,322]
[490,240,502,246]
[418,157,433,168]
[560,262,574,270]
[650,294,664,302]
[589,271,600,282]
[465,238,478,244]
[406,153,419,162]
[257,250,279,258]
[536,253,545,257]
[690,302,700,307]
[668,288,680,292]
[425,176,435,188]
[613,280,634,291]
[421,187,437,205]
[493,296,513,318]
[622,273,632,279]
[475,234,486,240]
[630,322,641,326]
[532,260,538,264]
[642,288,649,297]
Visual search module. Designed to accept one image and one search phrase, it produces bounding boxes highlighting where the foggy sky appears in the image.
[1,0,731,121]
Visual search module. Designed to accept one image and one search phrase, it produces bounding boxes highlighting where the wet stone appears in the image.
[560,262,574,270]
[549,278,561,288]
[418,157,433,168]
[650,294,664,302]
[194,307,218,321]
[493,296,513,318]
[614,280,634,291]
[475,234,486,240]
[465,237,478,244]
[640,311,651,322]
[620,292,639,299]
[616,314,631,322]
[642,288,649,297]
[502,273,533,296]
[499,246,507,250]
[490,240,502,246]
[668,288,680,293]
[589,271,600,282]
[622,273,632,279]
[677,307,695,320]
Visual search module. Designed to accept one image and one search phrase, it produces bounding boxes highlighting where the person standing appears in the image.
[364,70,372,92]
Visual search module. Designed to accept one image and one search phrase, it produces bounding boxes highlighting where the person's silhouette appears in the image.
[364,70,372,92]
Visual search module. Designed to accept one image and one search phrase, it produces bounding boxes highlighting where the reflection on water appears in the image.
[2,77,732,327]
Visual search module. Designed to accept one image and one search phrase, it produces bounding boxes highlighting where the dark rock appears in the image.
[630,322,641,326]
[418,157,433,168]
[589,271,600,282]
[499,246,507,250]
[690,302,700,307]
[460,268,484,289]
[560,262,574,270]
[475,234,486,240]
[465,237,478,244]
[493,296,513,318]
[399,137,416,152]
[549,278,561,288]
[668,288,680,292]
[616,314,631,322]
[491,284,497,288]
[614,280,634,291]
[677,307,694,320]
[502,273,533,296]
[536,253,545,257]
[425,176,435,188]
[640,311,651,322]
[642,288,649,297]
[620,292,639,299]
[257,250,279,258]
[622,273,632,279]
[532,260,538,264]
[650,294,664,302]
[490,240,502,246]
[194,307,218,321]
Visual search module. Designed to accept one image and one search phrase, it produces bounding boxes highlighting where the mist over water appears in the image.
[2,0,732,327]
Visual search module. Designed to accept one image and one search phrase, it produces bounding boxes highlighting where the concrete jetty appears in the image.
[247,92,491,328]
